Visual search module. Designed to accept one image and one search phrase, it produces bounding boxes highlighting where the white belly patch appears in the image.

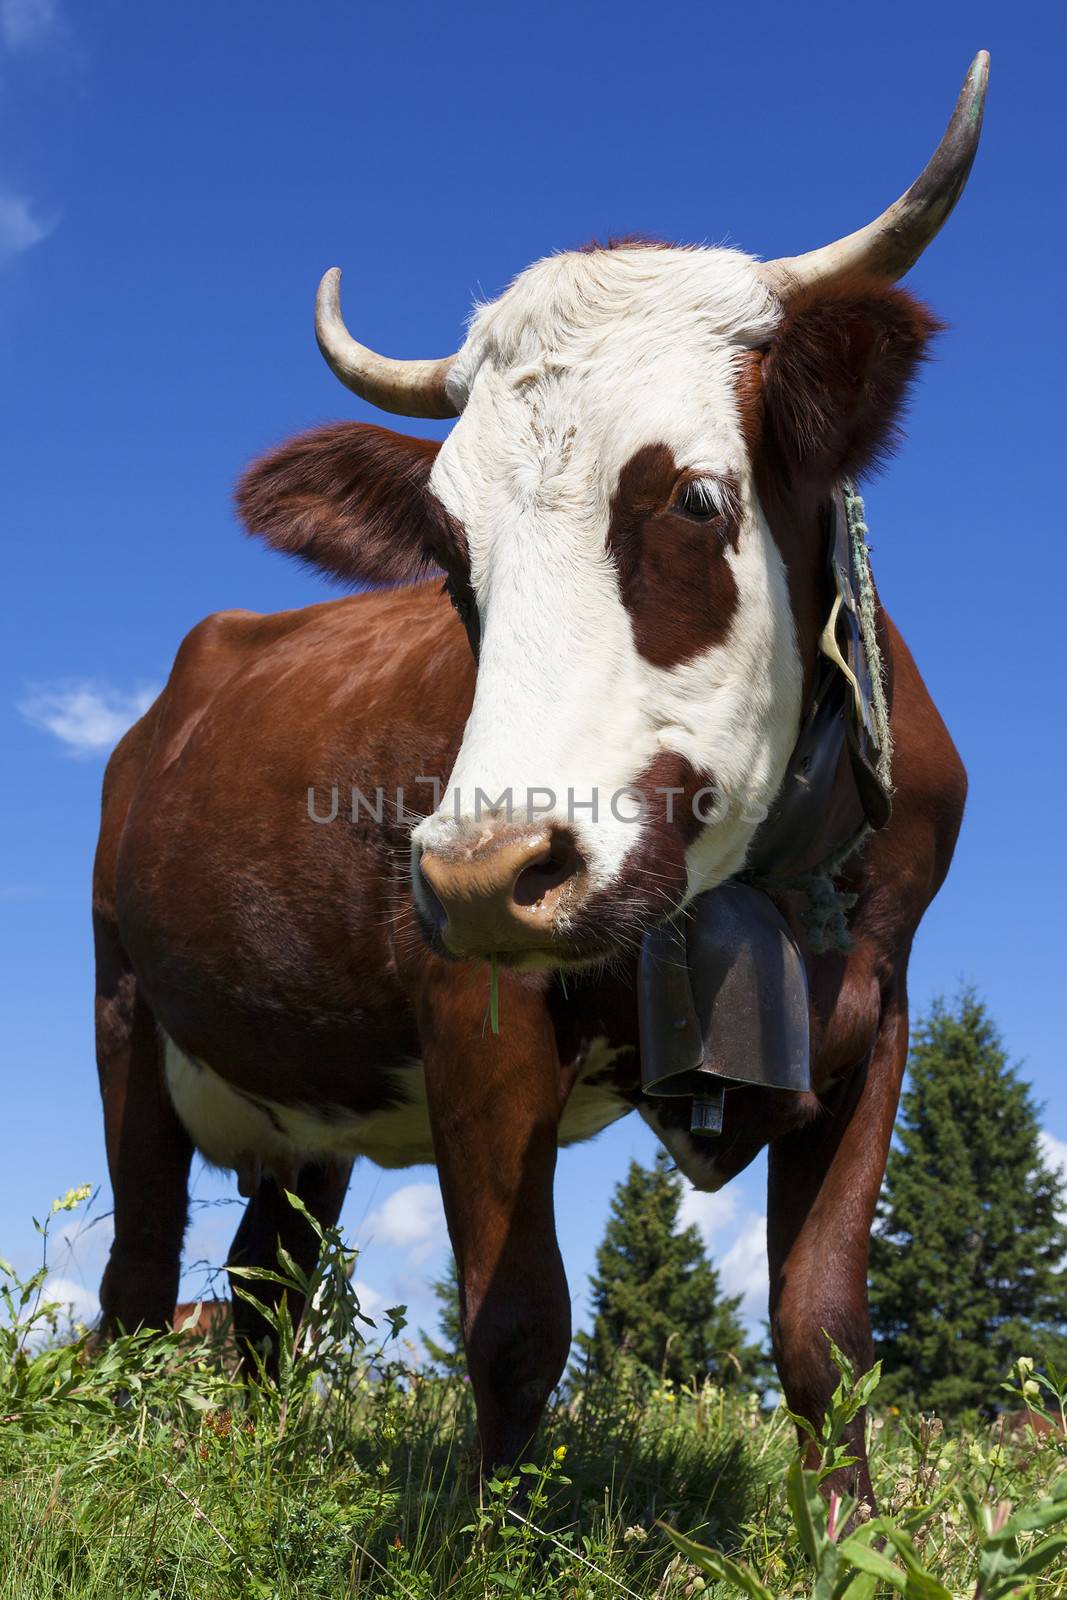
[558,1039,633,1146]
[162,1034,437,1184]
[163,1031,632,1188]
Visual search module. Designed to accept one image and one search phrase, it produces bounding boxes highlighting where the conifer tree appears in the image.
[870,989,1067,1415]
[575,1149,766,1390]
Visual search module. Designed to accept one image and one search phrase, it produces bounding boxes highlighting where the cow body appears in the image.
[95,563,963,1496]
[89,52,989,1504]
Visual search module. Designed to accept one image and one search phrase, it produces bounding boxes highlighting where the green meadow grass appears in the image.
[2,1190,1065,1598]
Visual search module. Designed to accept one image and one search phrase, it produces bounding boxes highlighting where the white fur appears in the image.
[413,247,801,920]
[637,1103,727,1191]
[557,1039,633,1146]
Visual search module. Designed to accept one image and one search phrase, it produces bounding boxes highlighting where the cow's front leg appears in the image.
[417,964,569,1472]
[767,988,909,1511]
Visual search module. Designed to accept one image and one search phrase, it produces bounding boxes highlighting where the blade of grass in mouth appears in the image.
[489,953,500,1035]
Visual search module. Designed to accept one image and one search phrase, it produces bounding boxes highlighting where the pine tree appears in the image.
[869,989,1067,1415]
[419,1254,466,1374]
[574,1149,766,1390]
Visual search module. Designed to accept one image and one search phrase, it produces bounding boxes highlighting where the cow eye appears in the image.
[671,482,720,522]
[441,575,479,644]
[442,575,468,620]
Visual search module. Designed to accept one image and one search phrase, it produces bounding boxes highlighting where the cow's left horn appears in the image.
[315,268,459,419]
[760,51,989,299]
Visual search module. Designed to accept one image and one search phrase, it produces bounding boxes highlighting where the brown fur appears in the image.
[565,751,713,956]
[761,276,943,484]
[235,423,449,587]
[173,1299,234,1346]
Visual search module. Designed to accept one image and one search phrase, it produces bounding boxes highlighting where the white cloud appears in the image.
[353,1278,385,1320]
[361,1183,448,1267]
[679,1184,739,1240]
[681,1180,768,1324]
[1040,1129,1067,1182]
[1040,1131,1067,1230]
[32,1205,112,1327]
[718,1212,769,1321]
[0,5,65,264]
[1,0,60,51]
[19,680,159,756]
[42,1273,98,1324]
[0,189,57,261]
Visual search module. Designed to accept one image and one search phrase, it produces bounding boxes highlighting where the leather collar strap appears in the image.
[740,481,892,949]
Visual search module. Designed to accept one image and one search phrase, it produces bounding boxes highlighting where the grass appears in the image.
[2,1191,1066,1598]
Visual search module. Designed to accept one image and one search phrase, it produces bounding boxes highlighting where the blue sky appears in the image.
[2,0,1064,1348]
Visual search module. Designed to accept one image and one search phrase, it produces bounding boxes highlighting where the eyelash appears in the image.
[670,481,725,523]
[442,573,473,620]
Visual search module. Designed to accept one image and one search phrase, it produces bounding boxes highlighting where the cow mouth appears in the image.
[413,893,684,973]
[415,918,629,972]
[489,938,627,973]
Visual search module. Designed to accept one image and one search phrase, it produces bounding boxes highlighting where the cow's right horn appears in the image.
[315,267,459,419]
[760,51,989,300]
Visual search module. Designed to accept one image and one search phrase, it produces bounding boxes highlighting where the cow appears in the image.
[92,55,987,1505]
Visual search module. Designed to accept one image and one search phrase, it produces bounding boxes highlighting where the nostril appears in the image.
[512,831,583,909]
[416,857,448,932]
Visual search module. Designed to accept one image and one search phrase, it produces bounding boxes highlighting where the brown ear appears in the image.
[761,278,943,483]
[235,423,443,586]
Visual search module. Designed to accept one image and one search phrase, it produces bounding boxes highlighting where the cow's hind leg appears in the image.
[227,1159,351,1369]
[767,982,909,1510]
[95,912,193,1336]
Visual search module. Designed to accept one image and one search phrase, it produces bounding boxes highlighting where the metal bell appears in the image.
[637,882,811,1135]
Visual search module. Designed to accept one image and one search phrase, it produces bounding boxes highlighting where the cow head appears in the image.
[238,55,986,971]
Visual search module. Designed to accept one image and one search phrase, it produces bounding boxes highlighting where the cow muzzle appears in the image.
[414,826,586,960]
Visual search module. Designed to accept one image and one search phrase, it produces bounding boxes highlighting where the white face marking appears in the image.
[413,247,803,912]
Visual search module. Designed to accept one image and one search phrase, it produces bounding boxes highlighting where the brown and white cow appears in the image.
[93,56,986,1501]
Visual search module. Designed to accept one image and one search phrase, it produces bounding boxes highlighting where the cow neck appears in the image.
[740,479,893,953]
